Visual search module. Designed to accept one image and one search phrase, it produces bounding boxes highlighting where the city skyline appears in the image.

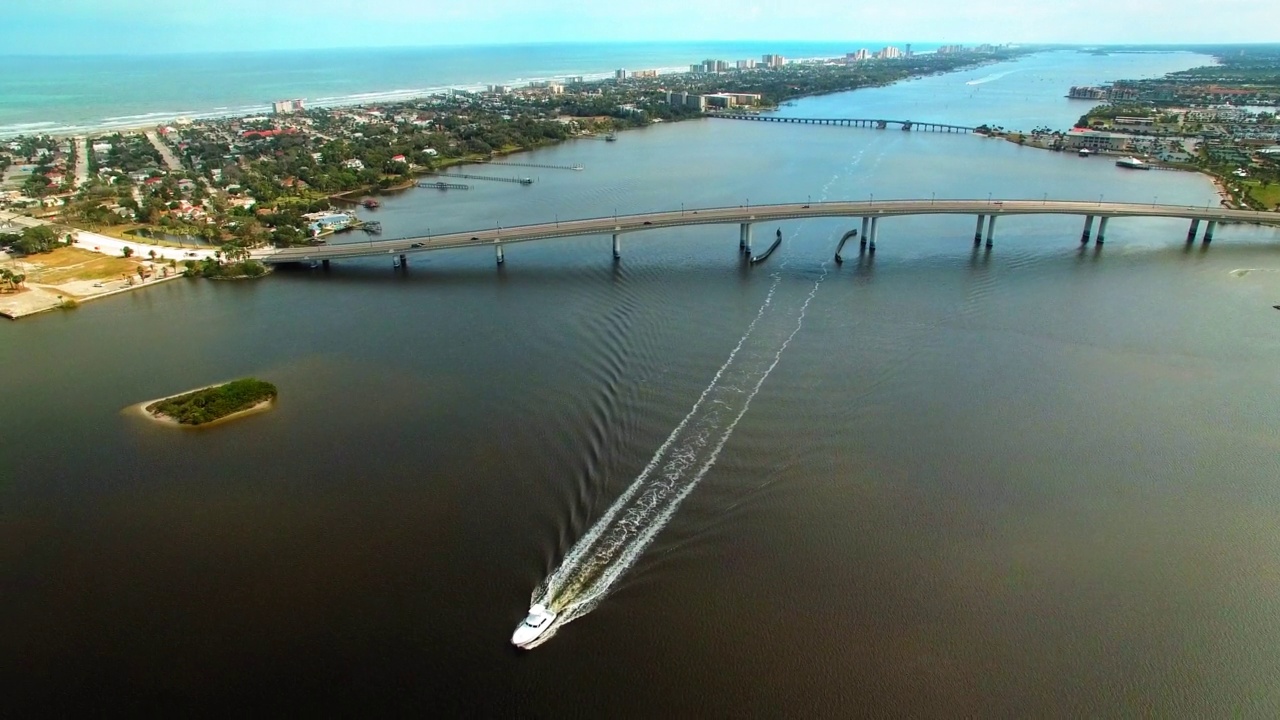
[1,0,1277,55]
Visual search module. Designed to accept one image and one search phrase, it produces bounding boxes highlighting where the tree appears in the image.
[13,225,59,254]
[122,246,134,258]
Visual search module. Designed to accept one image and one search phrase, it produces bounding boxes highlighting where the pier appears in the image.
[426,172,534,185]
[481,161,584,171]
[418,181,471,190]
[710,113,976,133]
[260,199,1280,268]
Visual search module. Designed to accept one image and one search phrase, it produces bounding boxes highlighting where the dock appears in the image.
[428,172,534,185]
[418,181,472,190]
[481,161,584,171]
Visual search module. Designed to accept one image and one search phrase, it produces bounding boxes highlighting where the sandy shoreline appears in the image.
[132,384,276,428]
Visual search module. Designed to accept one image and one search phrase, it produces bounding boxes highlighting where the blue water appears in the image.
[1,41,897,137]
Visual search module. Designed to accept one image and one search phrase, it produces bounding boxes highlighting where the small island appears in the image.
[142,378,277,426]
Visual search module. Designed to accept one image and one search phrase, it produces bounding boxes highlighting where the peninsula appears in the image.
[142,378,278,426]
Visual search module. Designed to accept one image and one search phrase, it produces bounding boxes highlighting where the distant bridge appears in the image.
[258,199,1280,269]
[709,113,976,133]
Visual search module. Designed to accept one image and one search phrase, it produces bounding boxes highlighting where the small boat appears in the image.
[1115,156,1150,170]
[362,198,380,209]
[1078,148,1092,157]
[511,603,557,648]
[605,134,617,142]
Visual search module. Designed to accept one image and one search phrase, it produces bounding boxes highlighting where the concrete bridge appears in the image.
[709,113,976,133]
[257,199,1280,268]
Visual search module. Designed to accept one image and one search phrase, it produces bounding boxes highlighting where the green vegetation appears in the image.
[146,378,277,426]
[1,226,64,255]
[0,268,27,293]
[183,244,268,278]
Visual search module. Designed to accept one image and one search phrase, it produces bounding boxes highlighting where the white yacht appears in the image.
[511,603,557,648]
[1115,156,1150,170]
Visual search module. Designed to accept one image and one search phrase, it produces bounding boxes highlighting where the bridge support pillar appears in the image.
[321,259,330,270]
[985,215,997,248]
[869,217,879,254]
[740,223,753,255]
[1096,217,1109,245]
[974,214,986,245]
[495,243,504,265]
[860,217,870,247]
[612,233,621,260]
[399,254,407,267]
[1081,215,1095,244]
[1186,218,1200,243]
[1203,220,1217,244]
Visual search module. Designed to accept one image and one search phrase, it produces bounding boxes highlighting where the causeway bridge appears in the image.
[709,113,976,133]
[258,199,1280,268]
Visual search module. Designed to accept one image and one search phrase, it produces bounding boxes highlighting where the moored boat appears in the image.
[1115,156,1150,170]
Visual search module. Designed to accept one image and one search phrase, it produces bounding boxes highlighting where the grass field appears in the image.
[16,247,142,284]
[1242,181,1280,210]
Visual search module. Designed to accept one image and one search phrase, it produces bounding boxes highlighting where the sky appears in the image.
[0,0,1276,54]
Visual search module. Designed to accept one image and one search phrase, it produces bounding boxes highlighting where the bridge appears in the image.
[709,113,976,133]
[257,199,1280,268]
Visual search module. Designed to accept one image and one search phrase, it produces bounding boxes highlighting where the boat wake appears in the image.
[521,203,843,648]
[966,69,1018,86]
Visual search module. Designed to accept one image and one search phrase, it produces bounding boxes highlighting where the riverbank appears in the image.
[994,133,1248,210]
[0,244,187,319]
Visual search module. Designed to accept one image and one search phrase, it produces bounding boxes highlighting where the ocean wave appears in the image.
[0,56,830,139]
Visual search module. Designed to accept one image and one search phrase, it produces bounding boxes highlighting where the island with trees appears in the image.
[142,378,278,426]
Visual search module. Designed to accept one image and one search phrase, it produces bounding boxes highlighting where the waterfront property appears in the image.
[258,199,1280,269]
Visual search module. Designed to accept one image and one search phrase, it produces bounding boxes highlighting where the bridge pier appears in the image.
[869,217,879,254]
[1186,218,1201,243]
[985,215,997,248]
[974,214,986,245]
[1081,215,1095,244]
[495,243,504,265]
[612,233,621,260]
[860,216,870,248]
[399,254,407,267]
[1095,217,1109,245]
[740,223,753,255]
[321,259,330,270]
[1203,220,1217,244]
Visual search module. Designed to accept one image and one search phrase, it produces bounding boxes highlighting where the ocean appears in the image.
[0,43,1208,138]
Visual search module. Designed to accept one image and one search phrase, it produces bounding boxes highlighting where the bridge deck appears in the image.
[259,200,1280,264]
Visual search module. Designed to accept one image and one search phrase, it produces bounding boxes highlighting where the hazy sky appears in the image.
[2,0,1274,54]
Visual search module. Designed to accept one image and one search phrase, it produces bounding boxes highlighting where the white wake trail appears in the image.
[522,162,855,648]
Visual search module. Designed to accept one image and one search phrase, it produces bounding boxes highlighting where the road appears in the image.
[145,131,183,172]
[256,199,1280,265]
[0,210,217,263]
[73,136,89,188]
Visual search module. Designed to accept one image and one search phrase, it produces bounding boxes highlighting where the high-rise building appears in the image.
[761,54,785,68]
[272,99,305,115]
[905,43,913,57]
[615,69,628,81]
[881,46,902,59]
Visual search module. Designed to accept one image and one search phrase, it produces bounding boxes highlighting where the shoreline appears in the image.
[133,384,276,428]
[1,50,864,141]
